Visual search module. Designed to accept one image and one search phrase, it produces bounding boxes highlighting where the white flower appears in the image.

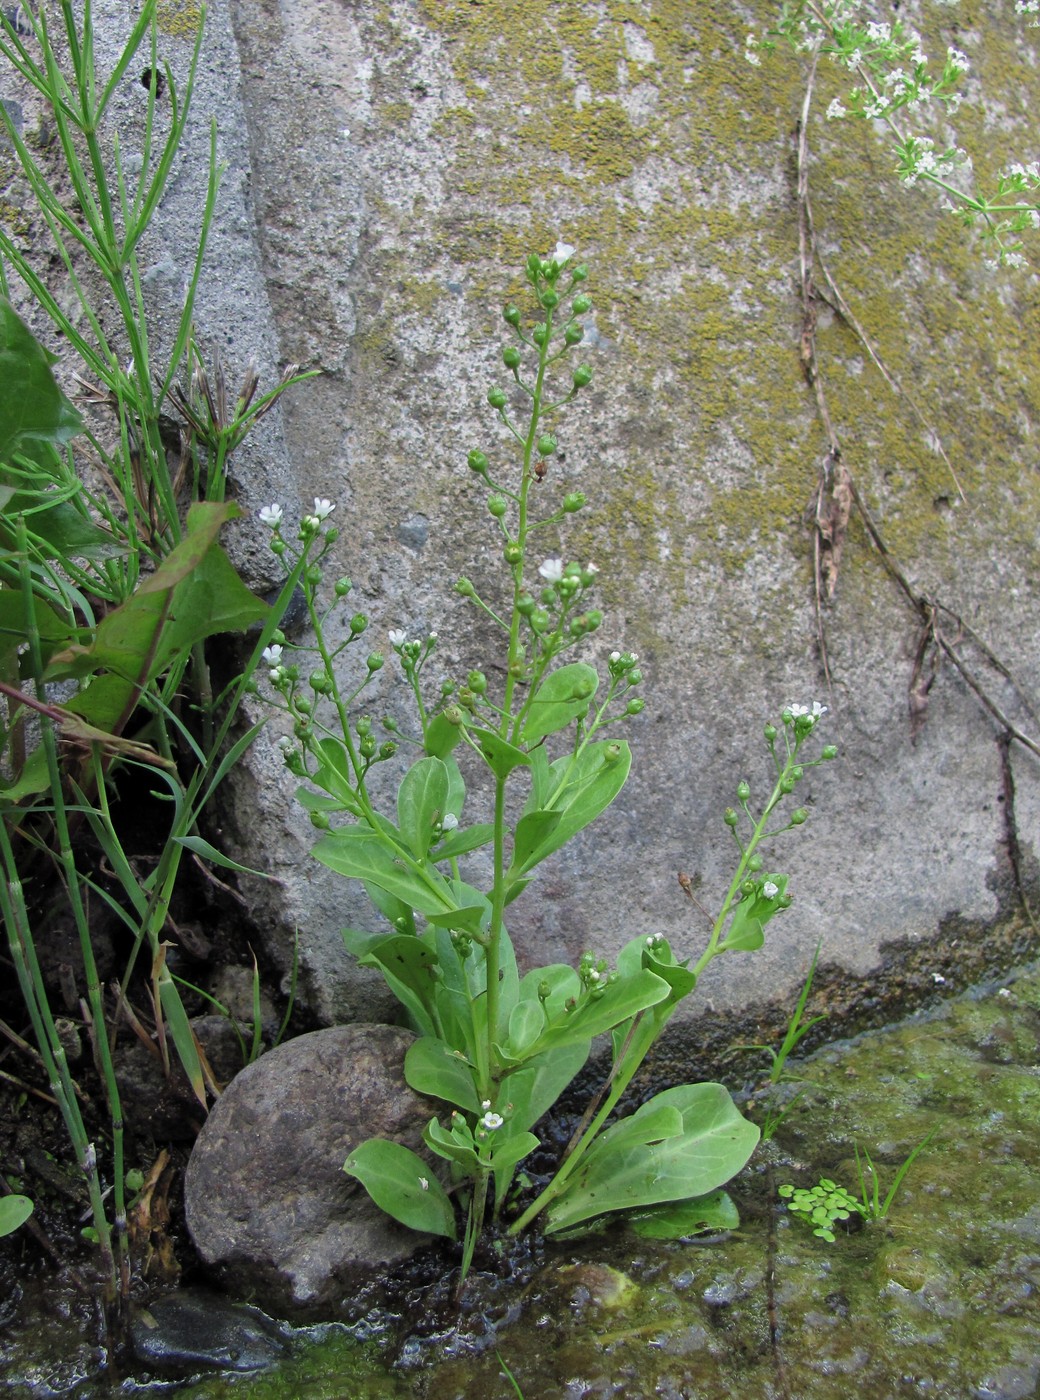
[441,813,459,832]
[947,45,970,71]
[932,973,946,984]
[538,558,564,583]
[552,240,575,265]
[812,702,828,719]
[419,1176,429,1191]
[585,561,600,575]
[610,650,621,663]
[262,644,284,667]
[388,628,407,648]
[645,933,664,948]
[480,1110,504,1131]
[312,497,336,520]
[301,515,321,532]
[763,881,779,899]
[826,98,847,120]
[259,503,283,529]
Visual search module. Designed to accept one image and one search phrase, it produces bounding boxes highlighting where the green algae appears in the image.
[161,968,1040,1400]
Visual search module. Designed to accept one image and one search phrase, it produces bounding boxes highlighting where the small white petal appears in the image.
[553,240,576,264]
[538,558,565,583]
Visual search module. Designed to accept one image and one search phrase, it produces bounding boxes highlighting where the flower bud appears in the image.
[538,980,552,1002]
[367,653,384,672]
[325,527,340,545]
[532,324,548,346]
[305,564,322,587]
[526,253,542,275]
[626,697,644,715]
[270,537,286,556]
[356,716,372,737]
[584,609,603,630]
[791,765,804,782]
[468,670,488,695]
[455,576,475,597]
[563,492,586,512]
[443,704,465,727]
[294,697,313,716]
[604,742,622,764]
[517,593,536,616]
[271,630,286,646]
[309,810,330,830]
[540,289,560,310]
[564,322,584,346]
[487,387,507,409]
[764,723,777,742]
[502,345,521,369]
[628,668,643,686]
[724,808,739,827]
[748,854,763,872]
[379,741,397,760]
[488,494,508,517]
[572,363,593,388]
[779,775,794,794]
[821,744,838,760]
[790,808,809,825]
[310,670,333,694]
[503,304,522,327]
[571,268,590,289]
[350,612,368,635]
[334,576,353,597]
[778,893,793,908]
[537,433,557,457]
[741,878,756,896]
[737,780,750,802]
[530,608,550,632]
[360,736,377,759]
[504,542,523,565]
[468,449,490,474]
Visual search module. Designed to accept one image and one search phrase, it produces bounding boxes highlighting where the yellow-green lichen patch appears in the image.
[155,0,201,40]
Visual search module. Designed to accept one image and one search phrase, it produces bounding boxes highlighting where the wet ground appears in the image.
[4,963,1040,1399]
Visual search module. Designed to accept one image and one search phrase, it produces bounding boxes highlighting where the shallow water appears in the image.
[6,966,1040,1399]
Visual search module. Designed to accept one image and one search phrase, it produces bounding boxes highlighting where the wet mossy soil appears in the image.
[5,961,1040,1398]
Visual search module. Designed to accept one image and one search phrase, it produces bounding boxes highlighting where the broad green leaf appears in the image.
[405,1037,481,1113]
[530,968,670,1056]
[517,964,581,1021]
[424,1115,480,1170]
[627,1190,740,1240]
[507,740,630,884]
[10,492,123,562]
[488,1130,540,1176]
[521,662,599,743]
[644,948,698,1003]
[492,1041,590,1207]
[424,903,488,935]
[511,809,563,873]
[0,744,50,802]
[474,728,531,780]
[424,709,464,759]
[47,502,255,686]
[432,822,494,862]
[0,298,82,464]
[397,757,450,859]
[546,1083,760,1234]
[341,930,434,1035]
[505,998,546,1059]
[721,875,789,952]
[0,1194,33,1238]
[0,587,75,674]
[343,1139,456,1238]
[313,827,455,916]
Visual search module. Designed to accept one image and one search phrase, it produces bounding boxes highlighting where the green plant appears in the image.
[854,1128,938,1220]
[0,1,309,1335]
[778,1178,864,1242]
[780,1127,937,1241]
[259,242,838,1274]
[750,2,1040,267]
[0,1193,33,1238]
[734,940,826,1140]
